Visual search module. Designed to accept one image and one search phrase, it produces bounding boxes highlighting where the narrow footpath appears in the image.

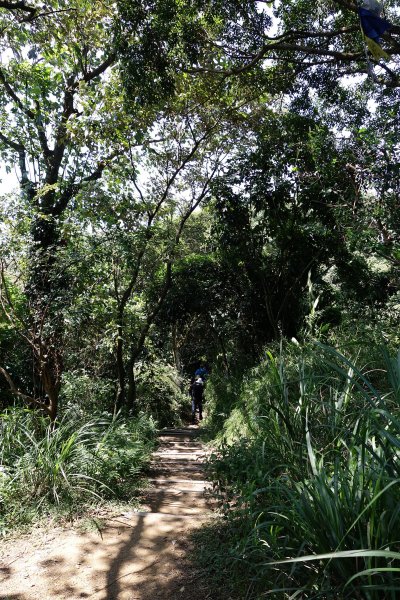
[0,425,213,600]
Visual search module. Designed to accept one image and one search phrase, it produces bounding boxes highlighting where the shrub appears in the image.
[60,371,115,413]
[135,358,190,427]
[201,341,400,599]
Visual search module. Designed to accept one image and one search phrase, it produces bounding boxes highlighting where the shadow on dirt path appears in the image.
[0,425,214,600]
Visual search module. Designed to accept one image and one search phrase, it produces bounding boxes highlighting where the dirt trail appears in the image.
[0,425,214,600]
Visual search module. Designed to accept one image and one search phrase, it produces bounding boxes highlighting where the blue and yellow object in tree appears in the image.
[358,0,391,60]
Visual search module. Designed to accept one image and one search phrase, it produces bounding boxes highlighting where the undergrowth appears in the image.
[0,408,157,536]
[197,339,400,599]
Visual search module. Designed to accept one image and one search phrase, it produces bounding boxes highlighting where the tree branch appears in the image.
[0,0,36,19]
[117,129,214,316]
[34,100,52,160]
[0,262,37,348]
[186,39,368,76]
[0,67,35,119]
[0,0,34,8]
[0,70,53,167]
[52,151,120,215]
[81,53,116,83]
[184,5,400,81]
[0,366,52,416]
[46,53,116,190]
[129,149,222,366]
[0,129,24,152]
[1,3,81,23]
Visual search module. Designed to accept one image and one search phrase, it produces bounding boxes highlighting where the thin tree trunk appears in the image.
[172,323,182,373]
[115,321,126,411]
[126,359,136,412]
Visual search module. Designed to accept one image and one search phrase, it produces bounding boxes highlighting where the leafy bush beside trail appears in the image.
[199,340,400,599]
[0,408,157,536]
[60,361,189,427]
[135,358,191,427]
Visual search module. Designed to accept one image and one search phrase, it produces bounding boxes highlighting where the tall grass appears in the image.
[201,341,400,599]
[0,408,156,535]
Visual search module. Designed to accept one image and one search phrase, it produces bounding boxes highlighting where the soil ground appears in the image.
[0,425,216,600]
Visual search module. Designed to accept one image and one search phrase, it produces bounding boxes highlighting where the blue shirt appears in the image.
[195,367,208,379]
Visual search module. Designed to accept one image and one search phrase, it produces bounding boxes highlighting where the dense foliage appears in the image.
[198,337,400,598]
[0,0,399,596]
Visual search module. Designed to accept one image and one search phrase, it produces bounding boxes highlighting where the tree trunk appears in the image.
[41,362,60,422]
[172,323,182,373]
[26,210,64,421]
[115,320,126,412]
[126,357,137,413]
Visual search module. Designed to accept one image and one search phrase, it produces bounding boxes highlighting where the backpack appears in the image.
[192,379,204,401]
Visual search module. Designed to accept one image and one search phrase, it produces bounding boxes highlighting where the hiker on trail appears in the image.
[194,363,208,381]
[190,375,204,423]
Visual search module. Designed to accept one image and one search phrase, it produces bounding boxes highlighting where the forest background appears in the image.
[0,1,399,598]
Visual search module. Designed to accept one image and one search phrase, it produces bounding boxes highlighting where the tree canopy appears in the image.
[0,0,399,418]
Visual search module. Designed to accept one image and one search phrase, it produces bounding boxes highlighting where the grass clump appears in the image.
[199,340,400,599]
[0,408,157,536]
